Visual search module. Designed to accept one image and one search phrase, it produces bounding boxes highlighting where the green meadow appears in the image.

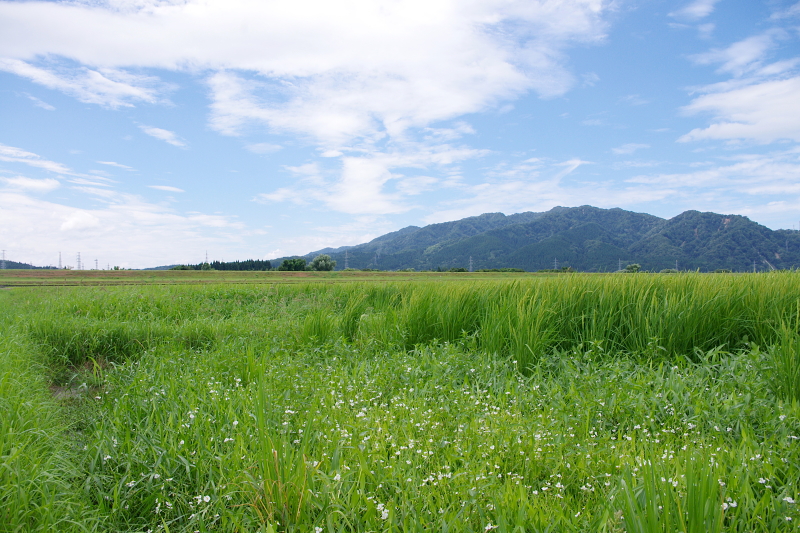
[1,273,799,532]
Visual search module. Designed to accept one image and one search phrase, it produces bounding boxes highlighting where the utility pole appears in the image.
[618,258,622,271]
[753,260,756,273]
[469,256,473,272]
[675,259,678,271]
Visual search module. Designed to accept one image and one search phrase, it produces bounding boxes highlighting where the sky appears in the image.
[1,0,799,269]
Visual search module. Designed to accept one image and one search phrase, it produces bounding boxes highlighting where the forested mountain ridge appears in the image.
[275,206,800,272]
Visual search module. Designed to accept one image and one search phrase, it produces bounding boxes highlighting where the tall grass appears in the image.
[3,273,800,532]
[768,321,800,404]
[0,298,98,532]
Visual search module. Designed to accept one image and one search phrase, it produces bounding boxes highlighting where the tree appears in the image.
[309,254,336,271]
[624,263,641,273]
[278,258,307,271]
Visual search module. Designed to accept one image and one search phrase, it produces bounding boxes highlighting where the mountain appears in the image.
[271,206,800,272]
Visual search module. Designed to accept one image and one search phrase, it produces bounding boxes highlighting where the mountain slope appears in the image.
[273,206,800,272]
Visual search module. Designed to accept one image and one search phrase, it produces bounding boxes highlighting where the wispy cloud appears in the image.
[613,143,650,155]
[0,143,72,174]
[690,31,781,77]
[24,93,55,110]
[1,175,60,192]
[148,185,184,192]
[0,59,168,108]
[97,160,135,170]
[679,74,800,143]
[138,125,187,147]
[245,143,282,154]
[669,0,721,21]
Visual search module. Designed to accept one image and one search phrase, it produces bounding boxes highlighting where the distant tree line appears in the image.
[277,255,337,271]
[171,259,272,271]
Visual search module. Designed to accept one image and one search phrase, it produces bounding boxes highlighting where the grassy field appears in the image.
[0,269,539,287]
[1,273,799,532]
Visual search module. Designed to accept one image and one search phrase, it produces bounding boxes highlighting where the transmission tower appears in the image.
[554,257,559,270]
[58,252,62,269]
[77,252,81,270]
[469,256,473,272]
[1,250,5,270]
[345,250,349,269]
[95,259,98,270]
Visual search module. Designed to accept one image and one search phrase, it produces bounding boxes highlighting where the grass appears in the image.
[0,273,799,531]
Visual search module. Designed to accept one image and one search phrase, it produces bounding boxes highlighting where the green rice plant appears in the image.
[619,452,725,533]
[5,276,800,532]
[298,307,339,345]
[0,306,100,532]
[767,322,800,404]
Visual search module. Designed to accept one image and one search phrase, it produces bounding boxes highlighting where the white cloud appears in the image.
[619,94,648,106]
[0,142,72,174]
[254,187,310,206]
[612,143,650,155]
[255,144,488,215]
[1,176,60,192]
[97,160,135,170]
[0,58,166,108]
[148,185,184,192]
[0,0,608,142]
[669,0,721,21]
[245,142,282,154]
[138,125,187,147]
[24,93,55,110]
[0,0,613,218]
[60,210,102,231]
[628,149,800,193]
[691,32,780,77]
[679,75,800,143]
[396,176,439,196]
[0,188,248,268]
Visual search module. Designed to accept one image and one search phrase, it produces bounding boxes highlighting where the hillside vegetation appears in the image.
[276,206,800,272]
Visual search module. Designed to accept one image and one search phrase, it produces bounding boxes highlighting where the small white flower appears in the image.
[203,495,211,503]
[784,496,796,504]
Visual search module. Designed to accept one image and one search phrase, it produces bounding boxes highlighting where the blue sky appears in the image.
[1,0,799,268]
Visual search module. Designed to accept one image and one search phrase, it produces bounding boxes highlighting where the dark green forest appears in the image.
[271,206,800,272]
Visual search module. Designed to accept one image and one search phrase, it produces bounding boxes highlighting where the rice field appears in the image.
[1,273,799,532]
